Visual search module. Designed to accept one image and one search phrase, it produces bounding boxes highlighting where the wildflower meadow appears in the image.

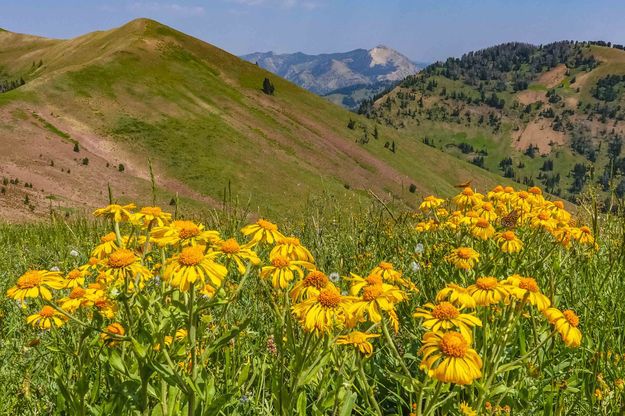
[1,185,624,415]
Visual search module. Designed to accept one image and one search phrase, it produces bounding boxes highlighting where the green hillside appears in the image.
[362,41,625,204]
[0,19,503,221]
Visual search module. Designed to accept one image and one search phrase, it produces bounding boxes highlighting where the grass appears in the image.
[31,112,71,140]
[0,18,505,218]
[0,188,624,414]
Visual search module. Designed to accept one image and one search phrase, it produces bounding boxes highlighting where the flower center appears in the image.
[108,249,137,268]
[271,256,290,268]
[481,202,494,211]
[39,306,56,318]
[318,288,341,308]
[501,231,516,241]
[303,271,328,289]
[519,277,539,293]
[563,310,580,327]
[220,238,241,254]
[518,191,529,199]
[69,287,86,299]
[257,219,277,231]
[431,302,460,320]
[475,219,489,228]
[366,274,383,286]
[554,201,564,209]
[529,187,542,195]
[378,261,393,270]
[457,248,474,259]
[538,212,549,220]
[439,332,468,358]
[476,277,498,290]
[67,270,82,280]
[101,232,117,243]
[178,246,205,266]
[362,284,383,301]
[176,221,200,239]
[504,186,514,193]
[462,188,474,196]
[580,226,591,234]
[351,332,367,344]
[106,323,124,336]
[17,271,42,288]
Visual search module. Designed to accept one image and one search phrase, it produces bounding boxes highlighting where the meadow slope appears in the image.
[0,19,504,221]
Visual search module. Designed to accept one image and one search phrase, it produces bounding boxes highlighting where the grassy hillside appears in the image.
[0,19,502,221]
[362,41,625,205]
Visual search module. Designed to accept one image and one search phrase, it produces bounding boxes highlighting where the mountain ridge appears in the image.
[241,45,422,95]
[0,18,501,221]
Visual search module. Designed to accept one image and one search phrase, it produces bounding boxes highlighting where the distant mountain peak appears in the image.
[241,46,422,95]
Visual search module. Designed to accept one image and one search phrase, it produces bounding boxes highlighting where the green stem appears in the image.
[187,283,197,416]
[113,221,123,246]
[358,357,383,416]
[381,319,422,414]
[381,319,412,380]
[476,302,522,410]
[498,330,556,373]
[422,381,442,416]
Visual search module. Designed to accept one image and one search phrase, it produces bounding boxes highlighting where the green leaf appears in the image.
[237,362,251,387]
[108,350,127,374]
[386,370,416,392]
[297,391,307,416]
[518,323,527,356]
[339,392,357,416]
[296,352,331,387]
[131,337,148,358]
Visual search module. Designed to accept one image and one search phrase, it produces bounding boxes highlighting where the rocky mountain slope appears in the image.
[241,46,421,95]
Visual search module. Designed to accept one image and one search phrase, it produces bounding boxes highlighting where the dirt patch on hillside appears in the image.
[537,64,567,88]
[516,65,568,105]
[512,118,566,154]
[573,71,593,91]
[0,103,217,222]
[516,90,547,105]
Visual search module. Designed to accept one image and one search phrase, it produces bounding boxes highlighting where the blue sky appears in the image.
[1,0,625,62]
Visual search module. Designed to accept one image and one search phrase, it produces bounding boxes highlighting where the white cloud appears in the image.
[127,2,206,17]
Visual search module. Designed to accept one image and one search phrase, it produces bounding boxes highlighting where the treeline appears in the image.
[592,74,625,102]
[585,40,625,51]
[404,41,597,90]
[0,77,25,93]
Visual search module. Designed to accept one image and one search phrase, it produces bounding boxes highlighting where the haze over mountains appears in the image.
[0,19,497,221]
[241,46,425,108]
